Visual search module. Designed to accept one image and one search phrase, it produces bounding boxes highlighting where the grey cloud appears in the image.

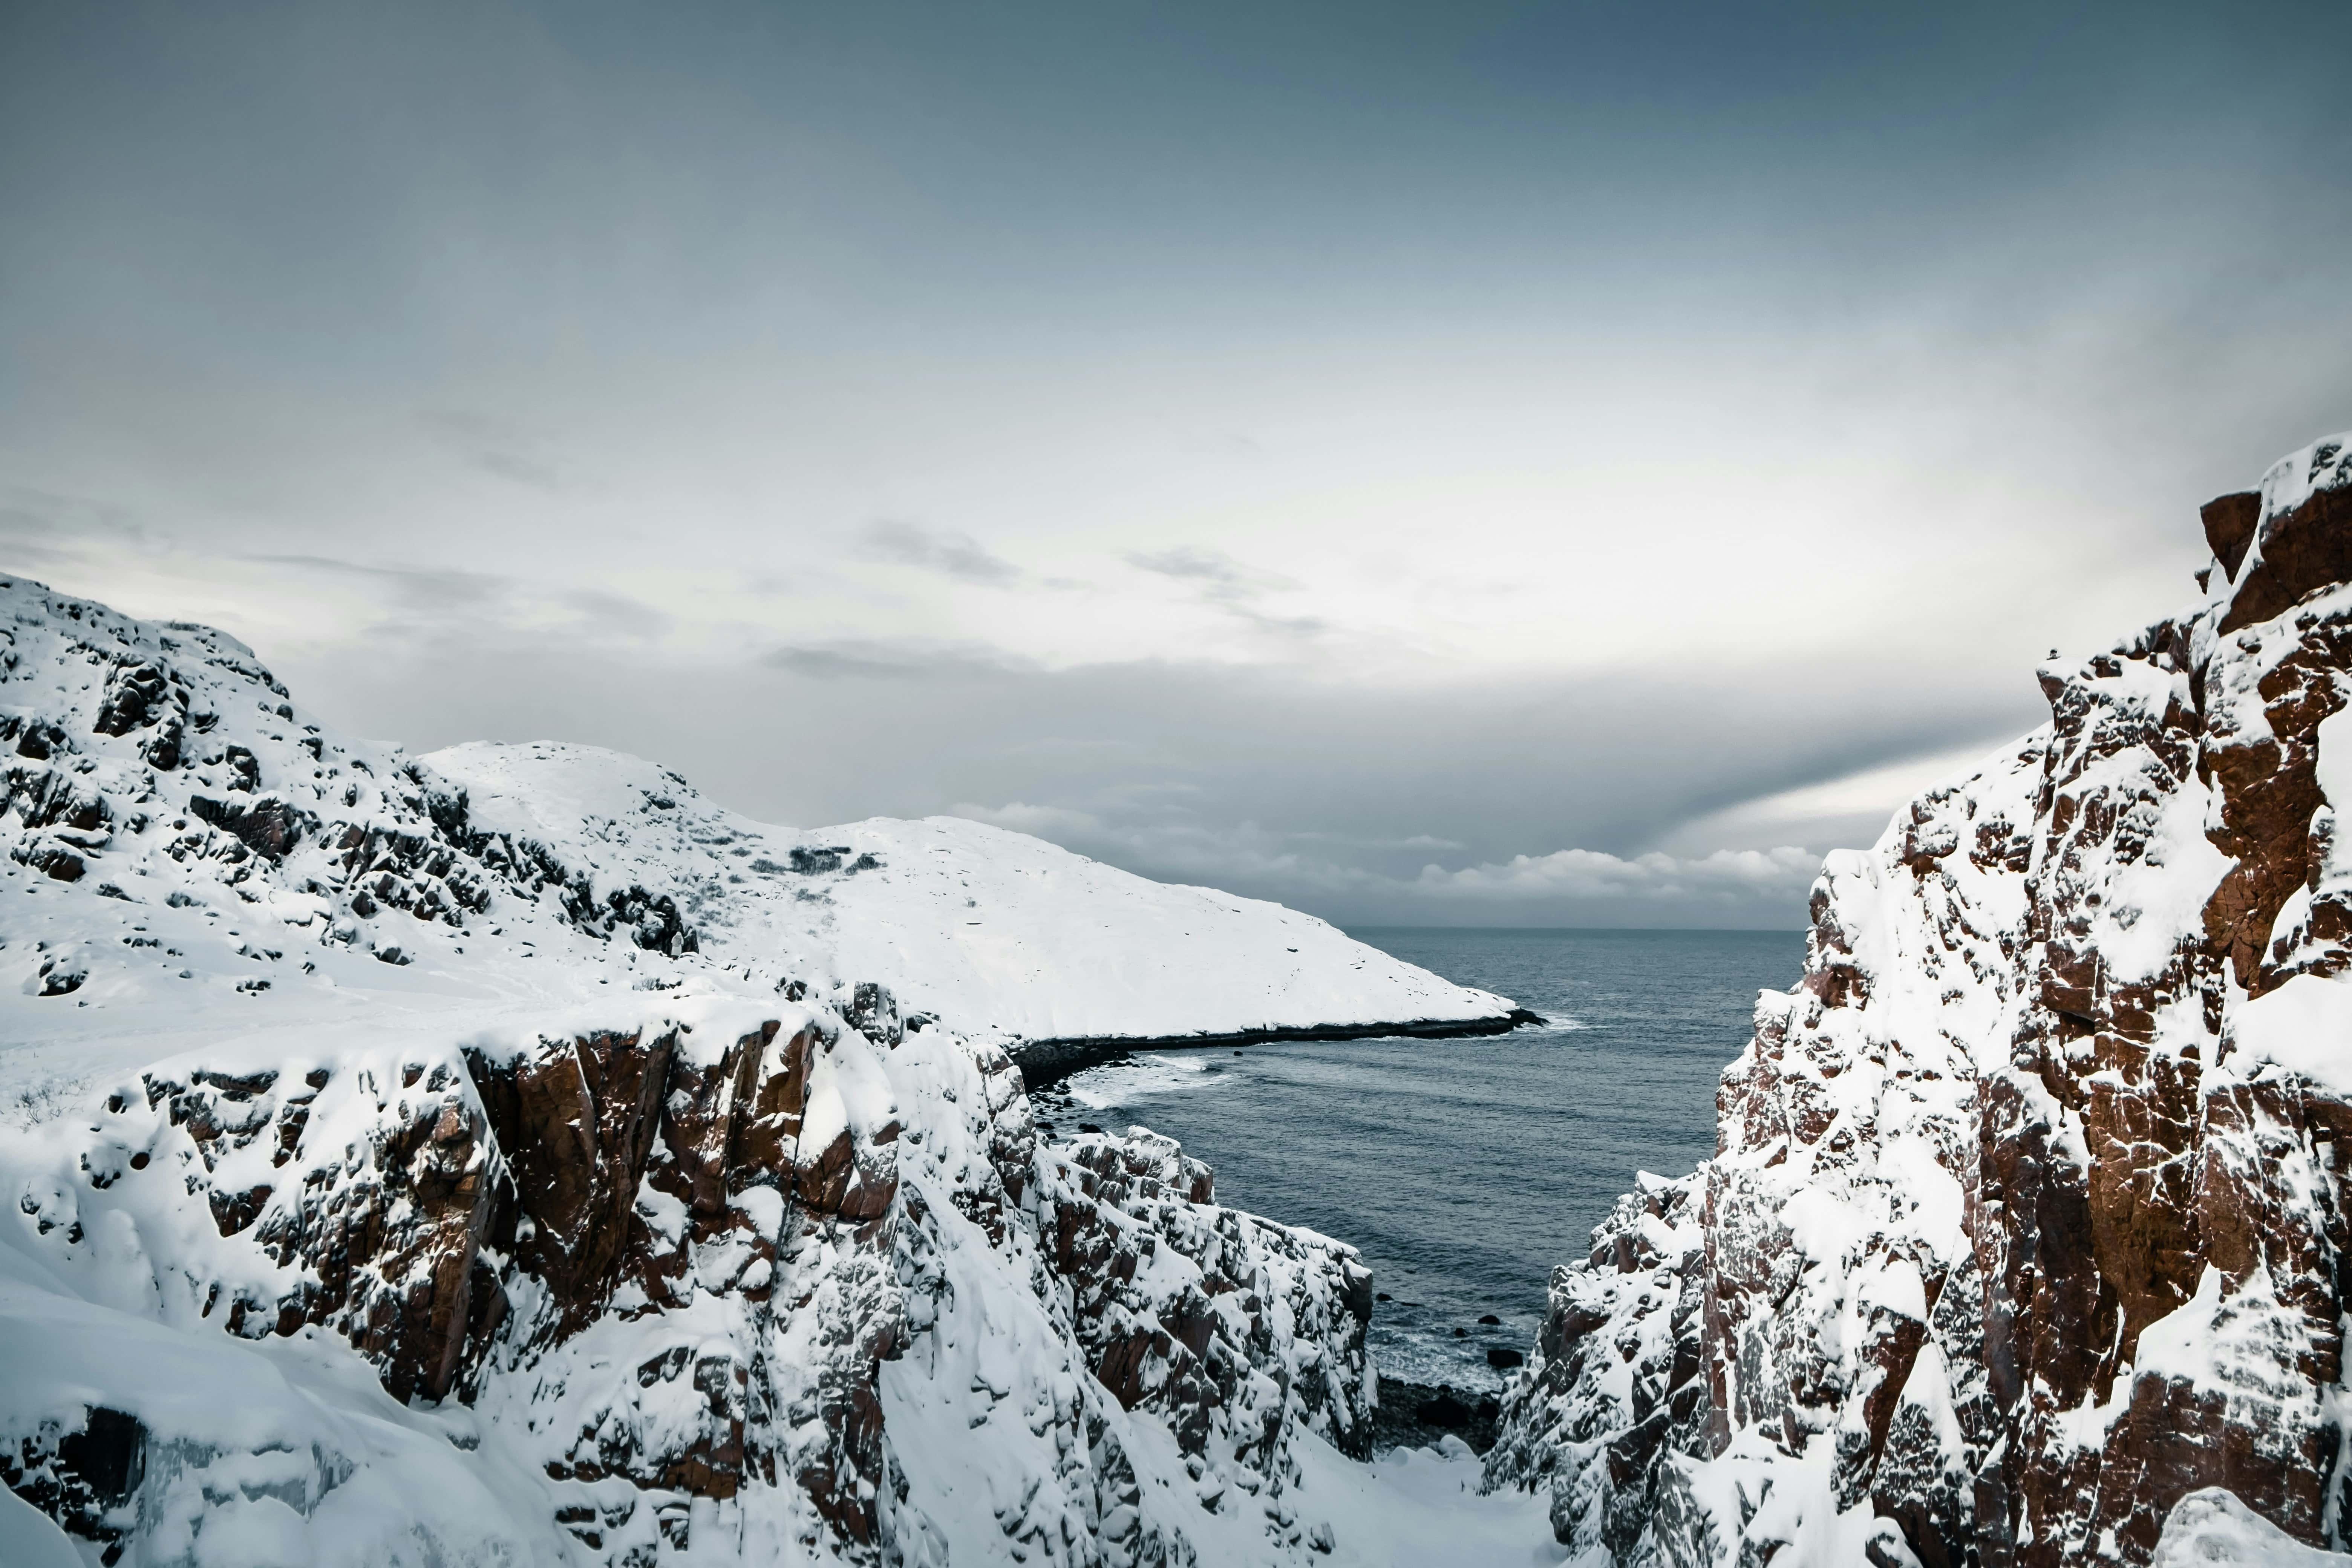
[948,801,1823,917]
[245,557,671,648]
[422,411,563,492]
[0,535,88,568]
[765,646,938,680]
[949,801,1366,894]
[1288,831,1468,852]
[0,487,142,536]
[991,735,1151,761]
[761,638,1033,681]
[561,589,674,637]
[857,520,1022,586]
[1127,546,1240,585]
[1124,547,1324,637]
[0,488,151,565]
[1125,546,1281,596]
[470,449,563,489]
[269,627,2034,926]
[1227,606,1328,639]
[249,554,514,612]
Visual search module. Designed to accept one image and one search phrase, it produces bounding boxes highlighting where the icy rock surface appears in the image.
[1485,432,2352,1566]
[0,574,1491,1565]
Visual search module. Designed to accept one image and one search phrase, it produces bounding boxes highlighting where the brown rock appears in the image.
[2201,491,2260,582]
[2221,472,2352,633]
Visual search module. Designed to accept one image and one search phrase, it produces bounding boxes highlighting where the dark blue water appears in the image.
[1042,928,1803,1389]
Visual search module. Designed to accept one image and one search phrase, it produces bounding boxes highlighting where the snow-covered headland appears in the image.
[0,574,1541,1566]
[423,741,1534,1086]
[1483,433,2352,1565]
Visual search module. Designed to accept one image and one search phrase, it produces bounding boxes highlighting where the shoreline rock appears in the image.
[1371,1377,1502,1456]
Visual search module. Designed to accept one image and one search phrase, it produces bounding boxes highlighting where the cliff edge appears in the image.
[1487,431,2352,1567]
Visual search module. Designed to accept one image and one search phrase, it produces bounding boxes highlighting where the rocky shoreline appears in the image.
[1370,1377,1504,1456]
[1011,1007,1548,1087]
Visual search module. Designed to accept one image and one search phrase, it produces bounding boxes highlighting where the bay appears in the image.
[1040,927,1805,1390]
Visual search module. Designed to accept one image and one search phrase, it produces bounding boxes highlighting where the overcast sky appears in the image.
[5,0,2349,927]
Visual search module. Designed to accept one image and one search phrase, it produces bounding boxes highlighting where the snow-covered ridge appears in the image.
[0,573,1530,1566]
[0,573,1516,1111]
[1483,430,2352,1566]
[423,740,1524,1074]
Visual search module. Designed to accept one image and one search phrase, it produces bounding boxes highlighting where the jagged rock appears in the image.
[1031,1125,1374,1473]
[1487,431,2352,1566]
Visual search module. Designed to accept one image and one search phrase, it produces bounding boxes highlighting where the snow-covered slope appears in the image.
[422,740,1519,1066]
[1484,433,2352,1565]
[0,574,1536,1566]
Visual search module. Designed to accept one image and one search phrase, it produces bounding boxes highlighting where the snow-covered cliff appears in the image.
[1485,432,2352,1566]
[0,575,1527,1566]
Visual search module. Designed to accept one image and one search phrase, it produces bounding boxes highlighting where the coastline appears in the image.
[1010,1006,1548,1087]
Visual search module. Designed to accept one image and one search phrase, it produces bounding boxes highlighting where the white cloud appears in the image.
[1658,742,2015,856]
[1413,845,1821,903]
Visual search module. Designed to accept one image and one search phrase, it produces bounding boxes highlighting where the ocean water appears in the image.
[1038,927,1805,1391]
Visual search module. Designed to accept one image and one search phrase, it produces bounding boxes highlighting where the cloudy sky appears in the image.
[5,0,2348,927]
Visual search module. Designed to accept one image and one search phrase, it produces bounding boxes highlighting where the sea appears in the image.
[1036,927,1805,1393]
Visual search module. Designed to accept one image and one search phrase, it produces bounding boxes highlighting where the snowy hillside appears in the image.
[423,740,1521,1069]
[1484,433,2352,1565]
[0,574,1541,1566]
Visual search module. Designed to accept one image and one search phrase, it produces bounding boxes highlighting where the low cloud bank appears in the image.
[950,800,1828,928]
[32,554,1993,931]
[1414,845,1821,903]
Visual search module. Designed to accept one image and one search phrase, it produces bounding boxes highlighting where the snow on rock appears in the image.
[1485,430,2352,1566]
[0,574,1527,1566]
[2151,1489,2344,1567]
[422,740,1519,1064]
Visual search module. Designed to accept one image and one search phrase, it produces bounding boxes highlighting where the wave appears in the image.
[1062,1050,1239,1109]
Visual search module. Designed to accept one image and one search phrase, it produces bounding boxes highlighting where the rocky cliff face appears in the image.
[1485,432,2352,1565]
[0,577,1392,1566]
